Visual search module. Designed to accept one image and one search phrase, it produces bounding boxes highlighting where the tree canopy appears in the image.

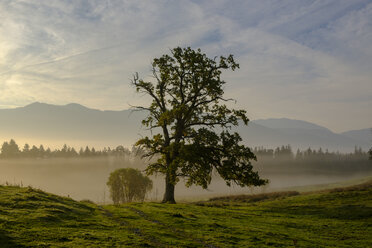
[132,47,267,203]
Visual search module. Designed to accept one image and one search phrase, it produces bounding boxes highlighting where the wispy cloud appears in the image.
[0,0,371,131]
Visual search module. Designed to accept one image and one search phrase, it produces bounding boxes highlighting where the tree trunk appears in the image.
[162,174,176,203]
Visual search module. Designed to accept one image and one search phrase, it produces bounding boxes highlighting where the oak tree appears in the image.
[133,47,266,203]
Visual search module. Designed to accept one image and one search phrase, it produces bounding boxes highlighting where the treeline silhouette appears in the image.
[253,145,371,173]
[1,139,370,173]
[0,139,143,159]
[254,145,369,160]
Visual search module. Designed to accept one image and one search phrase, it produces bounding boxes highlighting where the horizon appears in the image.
[0,100,369,134]
[0,99,370,153]
[1,1,371,133]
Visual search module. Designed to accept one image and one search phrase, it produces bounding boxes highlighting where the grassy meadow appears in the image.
[0,180,371,247]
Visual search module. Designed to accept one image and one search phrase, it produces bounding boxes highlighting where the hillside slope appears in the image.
[0,182,371,247]
[341,128,372,144]
[0,186,146,247]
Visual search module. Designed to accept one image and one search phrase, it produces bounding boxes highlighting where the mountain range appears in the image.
[0,102,370,152]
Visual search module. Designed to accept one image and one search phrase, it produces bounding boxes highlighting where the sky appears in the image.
[0,0,371,132]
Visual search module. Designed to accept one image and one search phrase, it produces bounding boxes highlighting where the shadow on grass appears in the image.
[0,231,25,248]
[268,204,372,220]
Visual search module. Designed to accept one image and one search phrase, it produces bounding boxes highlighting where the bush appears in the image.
[107,168,153,204]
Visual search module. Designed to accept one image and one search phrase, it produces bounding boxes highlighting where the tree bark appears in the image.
[162,174,176,203]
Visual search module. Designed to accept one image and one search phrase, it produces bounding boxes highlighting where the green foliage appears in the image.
[132,47,266,202]
[106,168,153,204]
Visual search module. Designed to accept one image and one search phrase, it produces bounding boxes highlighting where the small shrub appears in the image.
[107,168,153,204]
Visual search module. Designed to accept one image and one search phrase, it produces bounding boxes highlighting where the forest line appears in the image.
[1,139,370,163]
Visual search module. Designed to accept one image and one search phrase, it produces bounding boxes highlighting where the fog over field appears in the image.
[0,103,370,203]
[1,156,371,203]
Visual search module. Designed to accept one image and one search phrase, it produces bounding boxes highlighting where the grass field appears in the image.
[0,181,371,247]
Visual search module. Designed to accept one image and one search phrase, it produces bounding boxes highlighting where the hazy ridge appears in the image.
[0,102,370,152]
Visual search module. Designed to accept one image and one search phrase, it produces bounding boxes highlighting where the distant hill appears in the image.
[0,102,370,152]
[238,122,370,152]
[341,128,372,145]
[245,118,371,152]
[0,102,146,148]
[253,118,328,130]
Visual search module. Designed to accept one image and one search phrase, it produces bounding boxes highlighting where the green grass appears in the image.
[0,182,371,247]
[0,186,147,247]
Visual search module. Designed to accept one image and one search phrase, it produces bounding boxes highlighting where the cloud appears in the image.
[0,0,371,131]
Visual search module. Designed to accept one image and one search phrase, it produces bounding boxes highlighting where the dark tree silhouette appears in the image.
[84,146,91,156]
[29,145,39,158]
[1,139,20,158]
[132,47,267,203]
[39,145,45,157]
[23,143,30,157]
